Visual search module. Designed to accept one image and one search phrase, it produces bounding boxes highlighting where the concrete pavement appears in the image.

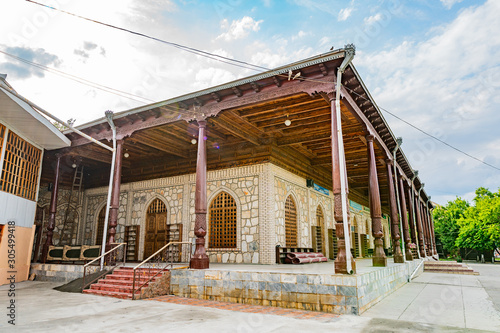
[362,263,500,332]
[1,264,499,332]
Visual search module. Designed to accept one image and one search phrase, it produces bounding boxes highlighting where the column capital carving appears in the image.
[366,134,375,142]
[385,158,393,166]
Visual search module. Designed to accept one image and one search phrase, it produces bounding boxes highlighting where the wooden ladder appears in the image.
[58,166,84,245]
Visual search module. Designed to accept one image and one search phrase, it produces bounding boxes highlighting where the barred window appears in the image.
[0,129,42,201]
[209,192,237,248]
[96,206,106,245]
[285,195,298,247]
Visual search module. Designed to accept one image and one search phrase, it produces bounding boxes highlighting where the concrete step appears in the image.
[83,289,132,299]
[424,268,479,275]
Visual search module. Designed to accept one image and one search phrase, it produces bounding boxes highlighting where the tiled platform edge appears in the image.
[170,260,423,315]
[30,263,99,283]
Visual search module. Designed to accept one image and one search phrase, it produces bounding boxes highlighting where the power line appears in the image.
[21,2,500,172]
[0,49,152,104]
[343,85,500,172]
[26,0,268,73]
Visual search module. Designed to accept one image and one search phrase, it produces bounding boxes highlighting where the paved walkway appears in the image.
[362,263,500,332]
[1,263,499,332]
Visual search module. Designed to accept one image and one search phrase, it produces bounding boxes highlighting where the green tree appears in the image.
[456,187,500,252]
[433,198,469,255]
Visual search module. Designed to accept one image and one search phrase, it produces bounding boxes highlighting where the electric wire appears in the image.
[0,49,152,104]
[343,85,500,172]
[21,1,500,172]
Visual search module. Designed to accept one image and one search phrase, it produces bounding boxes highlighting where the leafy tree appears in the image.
[456,187,500,252]
[433,198,469,255]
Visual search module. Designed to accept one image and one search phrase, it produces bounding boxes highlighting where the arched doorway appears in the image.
[285,195,297,247]
[312,206,326,254]
[144,199,168,259]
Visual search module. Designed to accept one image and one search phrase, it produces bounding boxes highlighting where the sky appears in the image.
[1,0,499,205]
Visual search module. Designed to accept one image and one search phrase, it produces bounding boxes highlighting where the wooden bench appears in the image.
[47,245,101,263]
[275,246,314,264]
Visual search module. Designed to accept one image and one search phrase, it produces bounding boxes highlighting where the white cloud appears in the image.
[440,0,464,10]
[291,30,308,41]
[338,7,353,21]
[364,13,383,25]
[356,0,500,204]
[216,16,263,41]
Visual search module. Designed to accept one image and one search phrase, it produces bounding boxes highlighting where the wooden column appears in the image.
[429,207,437,255]
[330,95,355,274]
[398,175,413,261]
[407,185,418,254]
[107,139,123,245]
[415,192,426,257]
[423,205,432,256]
[367,134,386,267]
[385,159,404,263]
[190,120,209,269]
[41,154,61,263]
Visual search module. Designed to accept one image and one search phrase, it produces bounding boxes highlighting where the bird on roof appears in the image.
[330,46,334,50]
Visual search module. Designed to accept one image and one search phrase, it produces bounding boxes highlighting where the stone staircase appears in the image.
[83,267,164,299]
[424,261,479,275]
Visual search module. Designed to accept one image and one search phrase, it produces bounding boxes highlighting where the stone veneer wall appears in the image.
[41,162,392,264]
[37,187,83,246]
[169,259,423,315]
[271,164,335,257]
[81,164,266,263]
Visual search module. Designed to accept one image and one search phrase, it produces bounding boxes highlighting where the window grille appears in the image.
[96,206,106,245]
[148,198,167,213]
[209,192,237,248]
[285,196,297,247]
[0,129,41,201]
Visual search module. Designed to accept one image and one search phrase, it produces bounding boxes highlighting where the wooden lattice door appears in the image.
[285,196,297,247]
[144,199,167,259]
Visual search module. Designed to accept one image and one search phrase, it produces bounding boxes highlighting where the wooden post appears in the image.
[415,192,426,257]
[41,154,61,263]
[428,206,437,255]
[423,205,432,256]
[107,139,123,245]
[330,95,355,274]
[407,185,418,255]
[367,134,386,267]
[385,159,404,263]
[398,175,413,261]
[190,120,209,269]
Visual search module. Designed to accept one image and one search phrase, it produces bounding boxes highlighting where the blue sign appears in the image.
[349,200,363,211]
[313,183,329,196]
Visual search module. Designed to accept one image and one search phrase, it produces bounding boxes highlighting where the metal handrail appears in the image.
[82,242,127,291]
[132,241,192,300]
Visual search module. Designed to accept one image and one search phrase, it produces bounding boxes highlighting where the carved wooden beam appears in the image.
[232,86,243,97]
[211,92,221,102]
[318,63,328,76]
[273,76,282,87]
[211,117,261,146]
[133,132,190,158]
[250,82,260,93]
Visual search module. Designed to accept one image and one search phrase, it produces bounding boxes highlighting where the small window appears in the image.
[96,206,106,245]
[285,196,297,247]
[209,192,237,248]
[0,129,42,201]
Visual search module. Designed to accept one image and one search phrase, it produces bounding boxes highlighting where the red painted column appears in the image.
[415,192,426,258]
[385,159,404,263]
[429,206,437,255]
[420,201,430,256]
[190,120,209,269]
[398,175,413,261]
[424,205,432,256]
[107,139,123,245]
[41,154,62,263]
[330,95,355,274]
[367,134,386,267]
[406,185,418,255]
